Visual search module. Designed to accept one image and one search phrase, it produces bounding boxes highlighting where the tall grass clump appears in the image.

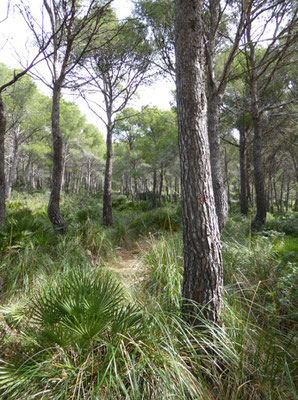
[139,214,297,399]
[129,206,181,237]
[143,233,183,310]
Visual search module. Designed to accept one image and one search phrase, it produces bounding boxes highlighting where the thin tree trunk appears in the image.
[279,172,284,213]
[224,148,230,208]
[61,143,68,192]
[269,175,274,213]
[207,92,228,231]
[251,112,266,228]
[0,94,6,227]
[174,175,179,202]
[175,0,223,324]
[6,137,19,202]
[47,85,67,233]
[134,177,139,202]
[286,177,290,212]
[129,176,134,200]
[273,177,280,212]
[159,165,164,207]
[152,168,157,208]
[247,22,266,229]
[103,120,113,226]
[239,126,248,215]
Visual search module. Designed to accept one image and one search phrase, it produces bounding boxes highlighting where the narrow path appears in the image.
[105,240,151,287]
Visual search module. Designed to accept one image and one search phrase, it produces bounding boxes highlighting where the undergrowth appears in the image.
[0,193,297,399]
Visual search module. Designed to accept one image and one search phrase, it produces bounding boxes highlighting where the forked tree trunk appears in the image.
[48,85,67,233]
[175,0,223,324]
[0,94,6,227]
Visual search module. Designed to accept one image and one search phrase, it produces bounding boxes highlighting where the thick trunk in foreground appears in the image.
[0,94,6,227]
[48,86,67,233]
[103,122,113,227]
[175,0,223,324]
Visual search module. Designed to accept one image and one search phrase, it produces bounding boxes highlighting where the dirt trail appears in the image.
[106,240,151,287]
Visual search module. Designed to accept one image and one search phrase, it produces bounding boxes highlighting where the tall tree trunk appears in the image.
[48,85,67,233]
[251,112,266,227]
[0,94,6,227]
[103,120,113,226]
[6,137,19,202]
[175,0,223,324]
[247,23,266,229]
[239,126,248,215]
[207,92,228,231]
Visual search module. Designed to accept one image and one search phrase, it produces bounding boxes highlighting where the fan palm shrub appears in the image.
[0,269,213,399]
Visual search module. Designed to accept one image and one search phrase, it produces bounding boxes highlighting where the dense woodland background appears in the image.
[0,0,297,399]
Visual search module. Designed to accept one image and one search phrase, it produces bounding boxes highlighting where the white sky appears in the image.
[0,0,174,134]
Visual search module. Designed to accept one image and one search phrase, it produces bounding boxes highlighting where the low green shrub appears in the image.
[265,212,298,237]
[129,207,181,236]
[0,208,53,252]
[0,270,215,400]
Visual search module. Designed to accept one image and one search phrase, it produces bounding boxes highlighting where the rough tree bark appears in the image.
[47,84,67,232]
[207,58,228,232]
[248,27,267,228]
[175,0,223,324]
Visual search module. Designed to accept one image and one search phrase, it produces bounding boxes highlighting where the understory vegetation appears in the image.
[0,192,297,399]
